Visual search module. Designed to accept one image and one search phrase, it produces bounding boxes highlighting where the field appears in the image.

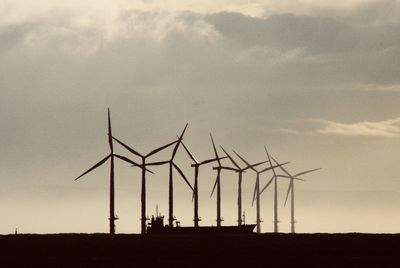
[0,233,398,267]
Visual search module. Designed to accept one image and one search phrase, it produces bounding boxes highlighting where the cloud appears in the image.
[0,0,392,22]
[1,8,400,152]
[1,0,400,234]
[206,11,400,56]
[2,5,400,58]
[206,12,353,53]
[269,117,400,138]
[314,118,400,138]
[357,83,400,92]
[0,10,221,57]
[317,118,400,137]
[0,4,400,175]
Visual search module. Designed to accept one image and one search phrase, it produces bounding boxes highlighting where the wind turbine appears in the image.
[74,108,147,235]
[272,156,320,233]
[180,141,225,227]
[112,134,179,234]
[146,124,194,228]
[233,150,288,233]
[257,149,305,233]
[209,134,225,227]
[264,146,280,233]
[218,146,266,226]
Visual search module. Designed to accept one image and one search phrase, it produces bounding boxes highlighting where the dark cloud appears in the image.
[206,11,400,54]
[206,12,356,53]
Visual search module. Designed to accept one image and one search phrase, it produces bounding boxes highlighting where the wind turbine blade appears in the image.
[295,168,321,177]
[264,145,275,173]
[146,160,170,166]
[114,154,154,174]
[146,140,178,158]
[259,161,290,173]
[232,150,255,172]
[276,175,305,181]
[220,166,239,172]
[113,154,140,167]
[259,176,274,196]
[210,177,218,198]
[251,181,257,206]
[263,145,269,155]
[173,163,194,191]
[108,108,113,152]
[199,157,226,166]
[172,123,188,159]
[271,156,292,177]
[284,181,293,207]
[75,155,111,180]
[210,133,220,165]
[220,146,240,169]
[243,161,268,171]
[112,136,143,158]
[180,140,198,163]
[264,145,273,163]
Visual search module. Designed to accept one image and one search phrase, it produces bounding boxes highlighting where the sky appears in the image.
[1,0,400,234]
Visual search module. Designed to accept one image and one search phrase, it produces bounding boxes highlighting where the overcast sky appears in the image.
[1,0,400,234]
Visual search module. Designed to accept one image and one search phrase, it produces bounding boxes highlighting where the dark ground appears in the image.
[0,233,399,267]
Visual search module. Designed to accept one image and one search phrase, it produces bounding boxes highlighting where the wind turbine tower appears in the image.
[180,141,224,227]
[272,156,320,233]
[264,146,280,233]
[210,134,224,227]
[112,135,179,234]
[219,146,266,226]
[146,124,193,227]
[234,150,288,233]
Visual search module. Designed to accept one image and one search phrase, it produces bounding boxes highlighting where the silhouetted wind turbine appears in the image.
[146,124,193,227]
[264,146,280,233]
[219,146,266,226]
[180,141,225,227]
[74,108,147,235]
[272,156,320,233]
[112,135,178,234]
[233,150,288,233]
[209,134,225,227]
[257,151,304,233]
